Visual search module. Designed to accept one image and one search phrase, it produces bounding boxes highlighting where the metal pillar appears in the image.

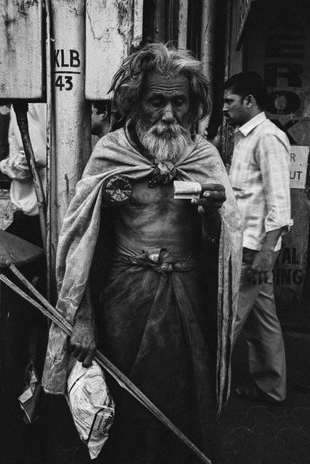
[49,0,91,275]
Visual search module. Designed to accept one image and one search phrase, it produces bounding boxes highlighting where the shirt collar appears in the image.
[235,112,266,136]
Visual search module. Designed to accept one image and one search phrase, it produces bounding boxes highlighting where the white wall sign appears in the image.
[290,145,309,189]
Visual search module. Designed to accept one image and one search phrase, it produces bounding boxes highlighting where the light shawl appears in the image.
[42,126,242,412]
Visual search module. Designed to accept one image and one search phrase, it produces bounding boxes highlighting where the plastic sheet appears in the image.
[66,360,115,459]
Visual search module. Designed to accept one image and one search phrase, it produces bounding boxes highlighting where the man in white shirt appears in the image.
[0,103,46,246]
[223,71,292,404]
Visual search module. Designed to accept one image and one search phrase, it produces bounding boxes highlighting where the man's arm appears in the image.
[70,284,97,367]
[247,228,284,284]
[0,152,32,180]
[248,132,292,284]
[258,133,292,235]
[1,104,46,179]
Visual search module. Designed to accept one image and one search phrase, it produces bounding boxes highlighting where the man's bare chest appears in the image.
[113,178,198,228]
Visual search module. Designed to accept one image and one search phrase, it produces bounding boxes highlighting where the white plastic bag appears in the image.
[66,360,115,459]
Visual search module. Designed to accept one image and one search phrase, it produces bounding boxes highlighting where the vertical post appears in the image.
[49,0,91,274]
[201,0,216,84]
[224,0,233,81]
[221,0,238,165]
[178,0,188,50]
[133,0,144,49]
[154,0,166,43]
[45,0,53,298]
[199,0,216,133]
[226,0,244,77]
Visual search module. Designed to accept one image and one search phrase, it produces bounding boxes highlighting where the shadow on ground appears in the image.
[218,332,310,464]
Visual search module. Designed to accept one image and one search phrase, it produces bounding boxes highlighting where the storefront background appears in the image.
[228,0,310,305]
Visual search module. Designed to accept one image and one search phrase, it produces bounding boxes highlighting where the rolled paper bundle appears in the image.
[102,175,132,203]
[173,180,202,200]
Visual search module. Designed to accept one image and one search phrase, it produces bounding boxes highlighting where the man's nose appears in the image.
[161,102,175,123]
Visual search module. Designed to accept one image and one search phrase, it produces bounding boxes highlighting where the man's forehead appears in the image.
[224,89,242,100]
[144,73,189,95]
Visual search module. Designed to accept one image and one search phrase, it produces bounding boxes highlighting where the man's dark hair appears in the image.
[109,42,211,123]
[224,72,267,109]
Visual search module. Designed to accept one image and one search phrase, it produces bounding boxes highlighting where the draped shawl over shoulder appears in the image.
[42,126,242,412]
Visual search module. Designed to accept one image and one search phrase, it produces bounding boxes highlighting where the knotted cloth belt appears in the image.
[113,248,198,274]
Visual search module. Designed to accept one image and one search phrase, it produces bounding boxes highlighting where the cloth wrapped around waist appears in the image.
[98,244,215,453]
[112,248,199,274]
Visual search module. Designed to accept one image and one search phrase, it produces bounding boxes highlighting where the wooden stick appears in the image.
[8,261,70,330]
[12,103,47,252]
[45,0,54,301]
[0,274,65,331]
[5,262,212,464]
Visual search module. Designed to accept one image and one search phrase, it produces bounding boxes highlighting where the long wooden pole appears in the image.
[45,0,54,300]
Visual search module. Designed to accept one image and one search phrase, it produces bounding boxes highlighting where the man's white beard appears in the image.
[136,120,192,163]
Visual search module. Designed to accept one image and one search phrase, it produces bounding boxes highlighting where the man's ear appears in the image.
[244,94,256,108]
[101,110,109,121]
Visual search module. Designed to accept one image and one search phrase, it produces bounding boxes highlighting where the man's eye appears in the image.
[149,98,163,107]
[173,97,185,107]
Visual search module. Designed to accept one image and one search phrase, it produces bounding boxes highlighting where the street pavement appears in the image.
[1,317,310,463]
[218,331,310,464]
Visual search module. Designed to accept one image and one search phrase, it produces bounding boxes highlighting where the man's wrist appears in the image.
[202,207,221,245]
[260,236,279,253]
[202,205,220,217]
[260,243,275,253]
[260,227,284,253]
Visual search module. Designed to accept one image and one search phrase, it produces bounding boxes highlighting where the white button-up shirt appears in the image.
[229,112,292,251]
[0,103,46,216]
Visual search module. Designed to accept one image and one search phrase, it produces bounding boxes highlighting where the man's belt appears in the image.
[113,248,198,273]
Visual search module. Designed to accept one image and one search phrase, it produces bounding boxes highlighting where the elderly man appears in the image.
[43,44,242,463]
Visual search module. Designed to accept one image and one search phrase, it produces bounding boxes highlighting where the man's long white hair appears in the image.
[109,42,211,126]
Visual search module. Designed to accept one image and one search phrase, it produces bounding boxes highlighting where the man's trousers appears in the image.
[233,248,287,402]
